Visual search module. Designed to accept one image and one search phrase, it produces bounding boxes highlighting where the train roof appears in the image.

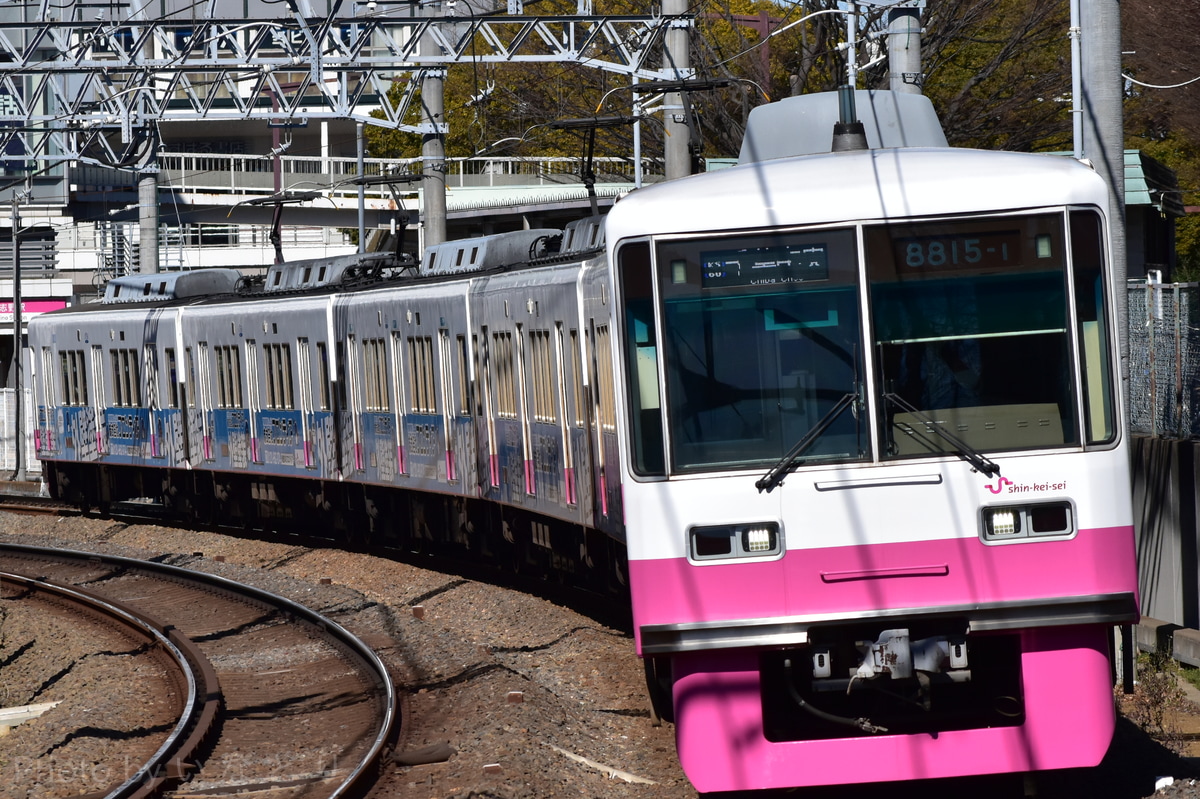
[605,146,1110,244]
[102,268,243,303]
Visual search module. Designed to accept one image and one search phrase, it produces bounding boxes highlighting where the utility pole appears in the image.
[1078,0,1130,694]
[9,193,25,481]
[662,0,691,180]
[139,171,159,273]
[357,122,366,253]
[420,4,448,249]
[887,5,921,93]
[1078,0,1126,385]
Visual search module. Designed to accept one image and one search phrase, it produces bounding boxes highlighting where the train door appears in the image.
[389,331,407,476]
[35,346,54,456]
[439,328,457,482]
[297,338,315,468]
[196,341,213,462]
[478,326,498,489]
[454,333,473,489]
[515,323,533,497]
[140,309,163,461]
[143,340,161,459]
[164,346,186,463]
[589,316,621,522]
[568,328,592,514]
[90,344,106,456]
[345,333,363,473]
[245,339,262,465]
[555,322,576,508]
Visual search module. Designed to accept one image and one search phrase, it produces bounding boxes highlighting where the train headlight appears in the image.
[986,508,1019,537]
[689,522,782,562]
[981,501,1074,543]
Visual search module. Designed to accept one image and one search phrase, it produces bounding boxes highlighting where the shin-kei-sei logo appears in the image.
[986,476,1068,495]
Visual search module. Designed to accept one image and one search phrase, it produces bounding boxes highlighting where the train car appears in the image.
[606,91,1138,791]
[28,218,628,582]
[25,89,1139,793]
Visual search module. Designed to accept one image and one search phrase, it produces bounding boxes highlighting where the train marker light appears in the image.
[745,527,773,552]
[987,509,1019,537]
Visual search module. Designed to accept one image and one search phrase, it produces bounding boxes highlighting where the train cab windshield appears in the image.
[618,209,1114,479]
[620,229,866,476]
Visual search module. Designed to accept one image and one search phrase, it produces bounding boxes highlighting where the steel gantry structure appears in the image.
[0,0,691,169]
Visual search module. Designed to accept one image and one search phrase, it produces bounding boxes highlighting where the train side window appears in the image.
[407,335,436,413]
[493,330,516,418]
[264,343,294,410]
[530,329,555,422]
[90,345,105,416]
[245,340,261,418]
[281,344,293,409]
[110,348,141,407]
[1071,209,1115,445]
[617,241,664,475]
[595,325,616,432]
[214,345,243,409]
[264,343,277,409]
[185,347,197,408]
[456,334,471,416]
[58,349,89,406]
[364,338,389,412]
[143,345,158,410]
[316,342,331,411]
[165,348,179,408]
[570,329,585,428]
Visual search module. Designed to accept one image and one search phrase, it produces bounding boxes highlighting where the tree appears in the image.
[365,0,1079,164]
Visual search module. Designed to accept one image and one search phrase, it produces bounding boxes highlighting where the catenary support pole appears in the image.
[662,0,690,180]
[420,5,448,248]
[9,198,24,481]
[887,6,921,94]
[1079,0,1126,397]
[357,122,366,253]
[139,172,159,273]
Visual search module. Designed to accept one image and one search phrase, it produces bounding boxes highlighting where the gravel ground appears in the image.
[4,510,1200,799]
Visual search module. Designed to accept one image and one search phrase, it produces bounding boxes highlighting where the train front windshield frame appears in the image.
[620,228,868,476]
[616,209,1114,478]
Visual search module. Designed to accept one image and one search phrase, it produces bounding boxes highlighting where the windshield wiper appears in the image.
[756,392,859,493]
[883,392,1000,478]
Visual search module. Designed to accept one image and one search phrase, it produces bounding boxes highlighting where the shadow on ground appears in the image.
[710,718,1200,798]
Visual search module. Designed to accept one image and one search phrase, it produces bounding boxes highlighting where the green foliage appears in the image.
[921,0,1072,151]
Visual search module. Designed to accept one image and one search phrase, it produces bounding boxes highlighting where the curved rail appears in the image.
[0,570,216,799]
[0,542,400,798]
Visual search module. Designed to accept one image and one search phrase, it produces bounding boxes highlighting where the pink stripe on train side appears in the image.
[629,525,1137,640]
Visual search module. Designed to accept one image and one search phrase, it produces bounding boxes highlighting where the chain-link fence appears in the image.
[1128,279,1200,438]
[0,388,40,479]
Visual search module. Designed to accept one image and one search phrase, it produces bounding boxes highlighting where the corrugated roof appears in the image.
[1126,149,1187,216]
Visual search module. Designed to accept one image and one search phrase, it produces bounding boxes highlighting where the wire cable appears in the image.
[1123,72,1200,90]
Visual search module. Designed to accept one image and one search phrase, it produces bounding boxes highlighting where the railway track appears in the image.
[0,543,399,799]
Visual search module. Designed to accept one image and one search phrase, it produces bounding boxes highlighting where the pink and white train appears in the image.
[29,90,1138,792]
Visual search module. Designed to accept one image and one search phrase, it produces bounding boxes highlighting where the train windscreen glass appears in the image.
[647,228,866,475]
[866,213,1079,458]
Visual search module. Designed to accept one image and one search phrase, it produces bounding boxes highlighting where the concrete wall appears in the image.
[1133,436,1199,628]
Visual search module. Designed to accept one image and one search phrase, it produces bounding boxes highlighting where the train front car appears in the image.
[607,140,1138,788]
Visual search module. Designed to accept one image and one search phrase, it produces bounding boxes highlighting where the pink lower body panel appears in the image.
[673,625,1115,792]
[630,526,1138,648]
